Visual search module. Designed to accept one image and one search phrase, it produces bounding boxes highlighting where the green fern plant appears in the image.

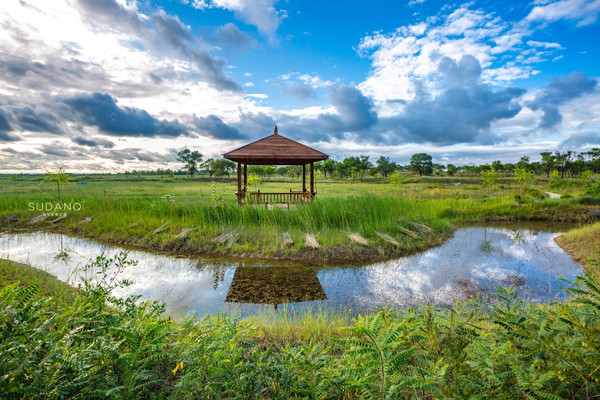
[339,310,416,399]
[2,257,600,398]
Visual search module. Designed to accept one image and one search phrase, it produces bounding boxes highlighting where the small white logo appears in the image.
[28,202,83,216]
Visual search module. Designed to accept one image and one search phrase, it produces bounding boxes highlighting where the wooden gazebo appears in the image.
[223,126,329,206]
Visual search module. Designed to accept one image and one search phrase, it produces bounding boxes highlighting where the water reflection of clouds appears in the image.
[0,233,237,317]
[0,227,584,317]
[319,227,582,308]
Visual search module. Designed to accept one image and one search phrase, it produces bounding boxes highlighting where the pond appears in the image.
[0,225,583,318]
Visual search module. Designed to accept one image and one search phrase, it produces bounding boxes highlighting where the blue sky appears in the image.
[0,0,599,172]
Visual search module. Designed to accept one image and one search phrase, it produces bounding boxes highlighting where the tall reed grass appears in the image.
[1,178,595,260]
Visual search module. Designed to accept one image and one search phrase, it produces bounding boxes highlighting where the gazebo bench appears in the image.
[242,189,313,207]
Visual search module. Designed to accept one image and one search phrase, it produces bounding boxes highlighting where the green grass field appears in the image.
[1,176,600,398]
[0,259,78,306]
[555,222,600,277]
[1,174,598,261]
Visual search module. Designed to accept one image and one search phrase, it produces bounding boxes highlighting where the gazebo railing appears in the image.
[237,189,313,206]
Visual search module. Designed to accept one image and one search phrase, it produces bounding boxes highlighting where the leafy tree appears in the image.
[286,166,302,178]
[338,159,352,178]
[210,159,236,177]
[458,165,475,175]
[248,165,264,175]
[263,166,276,176]
[491,160,503,172]
[550,169,560,180]
[433,163,445,176]
[389,171,402,189]
[516,156,530,170]
[584,147,600,173]
[201,158,214,176]
[540,152,555,178]
[276,166,289,176]
[342,155,373,179]
[357,155,374,172]
[376,156,397,177]
[581,170,593,184]
[177,149,203,179]
[446,164,458,176]
[554,150,574,178]
[319,159,337,177]
[514,167,534,191]
[333,162,347,178]
[481,168,498,187]
[247,173,262,190]
[409,153,433,176]
[44,167,71,200]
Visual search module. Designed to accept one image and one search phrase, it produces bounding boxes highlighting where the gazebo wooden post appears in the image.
[310,162,314,197]
[237,162,242,205]
[302,164,306,193]
[243,164,247,192]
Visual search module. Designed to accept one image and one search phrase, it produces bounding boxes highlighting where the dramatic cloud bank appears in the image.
[76,0,242,92]
[383,56,525,145]
[527,72,597,129]
[63,93,188,137]
[0,0,599,172]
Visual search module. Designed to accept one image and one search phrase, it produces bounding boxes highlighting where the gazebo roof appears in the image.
[223,126,329,165]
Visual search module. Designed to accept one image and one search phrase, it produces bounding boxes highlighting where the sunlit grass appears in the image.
[556,222,600,277]
[0,259,78,306]
[245,304,354,346]
[0,175,596,261]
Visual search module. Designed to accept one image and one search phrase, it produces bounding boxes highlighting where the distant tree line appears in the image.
[470,149,600,178]
[124,147,600,180]
[309,148,599,179]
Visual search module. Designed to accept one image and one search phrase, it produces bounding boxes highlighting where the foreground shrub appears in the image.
[1,254,599,399]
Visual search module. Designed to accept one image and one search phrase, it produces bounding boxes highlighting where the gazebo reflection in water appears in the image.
[223,126,329,206]
[225,262,327,310]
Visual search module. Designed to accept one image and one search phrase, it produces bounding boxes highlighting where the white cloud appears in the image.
[192,0,286,42]
[356,5,561,103]
[2,0,598,173]
[0,0,274,172]
[482,64,537,83]
[1,0,244,103]
[276,72,339,88]
[297,73,339,88]
[245,93,268,99]
[409,22,427,36]
[526,0,600,26]
[527,40,564,49]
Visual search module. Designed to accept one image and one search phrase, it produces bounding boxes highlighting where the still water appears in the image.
[0,226,583,317]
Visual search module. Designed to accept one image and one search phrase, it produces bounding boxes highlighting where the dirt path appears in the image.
[546,191,562,199]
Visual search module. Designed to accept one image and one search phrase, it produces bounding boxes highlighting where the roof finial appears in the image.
[274,125,278,135]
